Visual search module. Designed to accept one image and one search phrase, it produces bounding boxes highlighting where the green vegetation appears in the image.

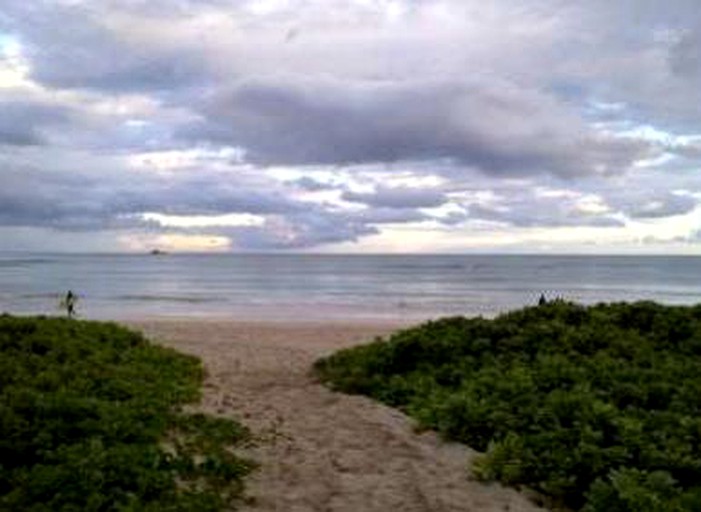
[315,301,701,511]
[0,315,253,511]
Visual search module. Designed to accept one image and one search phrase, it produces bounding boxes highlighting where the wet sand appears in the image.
[129,319,545,512]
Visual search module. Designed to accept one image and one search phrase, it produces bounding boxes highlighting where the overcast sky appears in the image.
[1,0,700,253]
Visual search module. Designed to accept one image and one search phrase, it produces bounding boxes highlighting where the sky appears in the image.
[0,0,700,253]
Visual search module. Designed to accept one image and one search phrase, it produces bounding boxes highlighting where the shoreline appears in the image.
[124,314,419,328]
[4,305,469,326]
[89,300,486,324]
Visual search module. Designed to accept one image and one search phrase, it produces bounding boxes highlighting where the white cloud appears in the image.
[141,212,265,228]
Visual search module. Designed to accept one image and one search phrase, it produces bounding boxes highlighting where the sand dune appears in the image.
[130,319,545,512]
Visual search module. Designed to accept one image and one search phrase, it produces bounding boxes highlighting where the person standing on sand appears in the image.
[64,290,77,318]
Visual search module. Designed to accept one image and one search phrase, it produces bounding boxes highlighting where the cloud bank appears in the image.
[1,0,700,252]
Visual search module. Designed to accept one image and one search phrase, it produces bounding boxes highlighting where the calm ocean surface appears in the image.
[1,253,700,321]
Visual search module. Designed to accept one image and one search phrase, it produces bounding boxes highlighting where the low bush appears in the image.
[315,301,701,511]
[0,315,253,511]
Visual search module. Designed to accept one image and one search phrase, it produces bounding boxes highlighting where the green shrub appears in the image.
[0,315,253,511]
[315,301,701,511]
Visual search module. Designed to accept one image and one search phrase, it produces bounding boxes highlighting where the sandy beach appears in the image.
[129,319,545,512]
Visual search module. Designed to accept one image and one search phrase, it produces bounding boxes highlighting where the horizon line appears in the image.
[0,250,699,257]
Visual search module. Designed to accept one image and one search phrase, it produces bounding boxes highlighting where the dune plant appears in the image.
[0,315,254,511]
[315,301,701,511]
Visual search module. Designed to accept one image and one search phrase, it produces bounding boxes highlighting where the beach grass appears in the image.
[315,300,701,511]
[0,315,254,511]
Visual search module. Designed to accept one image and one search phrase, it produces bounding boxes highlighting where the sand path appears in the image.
[131,320,545,512]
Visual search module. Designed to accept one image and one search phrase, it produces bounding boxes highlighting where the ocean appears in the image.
[1,253,700,321]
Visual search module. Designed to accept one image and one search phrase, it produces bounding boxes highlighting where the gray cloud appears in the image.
[351,208,429,225]
[0,100,71,146]
[213,212,378,250]
[0,159,303,232]
[460,185,699,229]
[342,186,447,209]
[0,226,125,252]
[0,85,187,155]
[1,1,207,94]
[574,4,701,124]
[180,77,651,177]
[668,142,701,159]
[460,187,625,228]
[669,27,701,80]
[468,203,623,229]
[0,150,387,249]
[290,176,337,192]
[616,192,697,219]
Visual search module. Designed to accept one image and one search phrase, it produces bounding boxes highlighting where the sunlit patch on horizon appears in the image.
[119,233,231,252]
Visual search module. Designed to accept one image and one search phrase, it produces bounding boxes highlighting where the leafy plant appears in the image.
[0,315,254,511]
[315,301,701,511]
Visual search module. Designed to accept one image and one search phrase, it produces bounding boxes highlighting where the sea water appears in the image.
[1,253,700,321]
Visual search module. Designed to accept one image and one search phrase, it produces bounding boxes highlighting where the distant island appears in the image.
[149,249,168,255]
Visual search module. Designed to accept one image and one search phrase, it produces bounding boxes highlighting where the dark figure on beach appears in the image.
[64,290,77,318]
[538,294,547,306]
